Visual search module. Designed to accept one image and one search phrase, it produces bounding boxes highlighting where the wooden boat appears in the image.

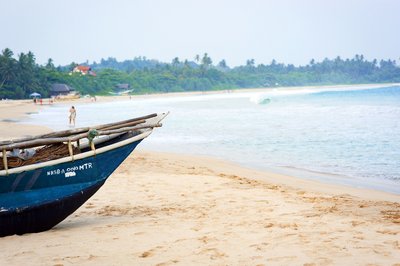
[0,112,168,237]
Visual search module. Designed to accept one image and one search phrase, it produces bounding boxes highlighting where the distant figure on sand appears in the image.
[69,106,76,126]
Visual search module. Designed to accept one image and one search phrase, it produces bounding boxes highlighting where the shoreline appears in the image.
[1,83,399,264]
[1,82,398,115]
[93,82,400,103]
[4,82,398,106]
[1,82,399,199]
[141,149,400,202]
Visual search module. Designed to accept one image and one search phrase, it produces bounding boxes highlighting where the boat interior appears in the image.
[0,113,164,171]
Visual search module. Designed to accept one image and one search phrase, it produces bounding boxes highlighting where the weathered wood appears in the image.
[2,149,7,172]
[100,119,146,131]
[90,141,95,154]
[68,141,74,161]
[45,113,157,138]
[0,113,158,146]
[96,123,161,136]
[0,123,161,151]
[95,113,157,129]
[0,128,90,146]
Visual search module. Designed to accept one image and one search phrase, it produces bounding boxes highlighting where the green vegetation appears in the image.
[1,48,399,99]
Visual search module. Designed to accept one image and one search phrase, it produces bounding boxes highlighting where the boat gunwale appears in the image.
[0,113,159,147]
[0,129,151,177]
[0,112,169,176]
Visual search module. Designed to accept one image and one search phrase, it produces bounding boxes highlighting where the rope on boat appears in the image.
[0,123,160,151]
[0,113,158,146]
[88,129,98,156]
[0,143,80,170]
[0,115,163,171]
[88,129,99,143]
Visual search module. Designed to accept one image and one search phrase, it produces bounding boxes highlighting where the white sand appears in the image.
[1,151,399,265]
[0,84,399,265]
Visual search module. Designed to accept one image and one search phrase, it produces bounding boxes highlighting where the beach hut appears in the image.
[49,84,74,97]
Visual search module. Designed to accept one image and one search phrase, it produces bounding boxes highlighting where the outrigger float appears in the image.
[0,112,168,237]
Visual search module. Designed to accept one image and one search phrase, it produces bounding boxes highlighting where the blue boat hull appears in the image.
[0,180,105,236]
[0,137,142,237]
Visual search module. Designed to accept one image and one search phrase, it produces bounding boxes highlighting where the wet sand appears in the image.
[0,100,52,139]
[0,85,399,265]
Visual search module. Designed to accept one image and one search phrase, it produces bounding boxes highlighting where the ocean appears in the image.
[24,85,400,194]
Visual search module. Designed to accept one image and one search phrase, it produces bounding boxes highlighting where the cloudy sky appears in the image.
[1,0,399,67]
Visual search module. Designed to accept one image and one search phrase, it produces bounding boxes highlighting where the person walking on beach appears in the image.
[69,106,76,126]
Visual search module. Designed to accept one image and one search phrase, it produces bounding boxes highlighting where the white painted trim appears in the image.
[0,112,169,177]
[0,130,152,177]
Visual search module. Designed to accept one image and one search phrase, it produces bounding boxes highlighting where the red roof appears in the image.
[76,65,91,72]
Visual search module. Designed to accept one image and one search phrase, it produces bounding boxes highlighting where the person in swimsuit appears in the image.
[69,106,76,126]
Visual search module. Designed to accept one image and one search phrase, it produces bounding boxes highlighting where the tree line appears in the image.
[0,48,399,99]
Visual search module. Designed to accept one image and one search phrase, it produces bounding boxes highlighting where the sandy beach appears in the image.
[1,85,400,265]
[0,100,52,139]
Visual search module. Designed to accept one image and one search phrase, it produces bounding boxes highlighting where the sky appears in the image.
[1,0,399,67]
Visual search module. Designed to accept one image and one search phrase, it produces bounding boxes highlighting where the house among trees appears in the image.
[49,83,75,97]
[72,65,96,76]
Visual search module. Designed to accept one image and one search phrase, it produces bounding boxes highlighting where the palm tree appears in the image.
[184,59,190,67]
[246,59,255,67]
[201,53,212,68]
[18,52,37,94]
[172,57,180,67]
[27,51,36,66]
[2,48,13,58]
[218,59,227,68]
[0,48,17,88]
[46,58,55,70]
[194,54,200,64]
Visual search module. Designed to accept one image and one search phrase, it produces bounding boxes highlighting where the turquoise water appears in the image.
[25,86,400,194]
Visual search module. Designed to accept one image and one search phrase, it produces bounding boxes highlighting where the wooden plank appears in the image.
[100,119,146,131]
[2,149,8,172]
[0,113,158,146]
[0,123,161,151]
